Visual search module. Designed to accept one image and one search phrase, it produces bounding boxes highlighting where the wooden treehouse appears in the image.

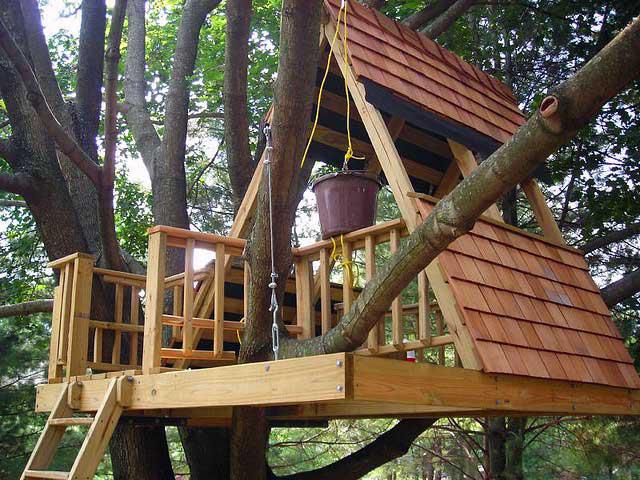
[23,1,640,479]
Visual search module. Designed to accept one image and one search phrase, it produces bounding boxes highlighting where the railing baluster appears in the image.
[436,310,445,365]
[93,326,103,364]
[112,284,123,365]
[342,241,353,315]
[183,238,195,354]
[390,228,403,348]
[295,258,314,339]
[143,231,167,374]
[130,286,140,366]
[213,243,225,357]
[172,285,182,342]
[364,235,379,353]
[319,248,332,335]
[418,271,430,346]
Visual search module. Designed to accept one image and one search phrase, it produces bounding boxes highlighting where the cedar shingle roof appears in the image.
[324,0,526,144]
[417,199,640,389]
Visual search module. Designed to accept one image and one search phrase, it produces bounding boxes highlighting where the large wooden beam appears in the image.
[521,177,566,244]
[35,354,640,417]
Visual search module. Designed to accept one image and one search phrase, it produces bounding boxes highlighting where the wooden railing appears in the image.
[292,219,454,358]
[47,219,458,382]
[47,254,144,382]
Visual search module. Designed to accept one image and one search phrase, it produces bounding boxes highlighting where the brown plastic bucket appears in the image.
[312,171,382,239]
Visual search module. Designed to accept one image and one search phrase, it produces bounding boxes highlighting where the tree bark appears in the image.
[109,424,175,480]
[421,0,476,39]
[0,299,53,318]
[224,0,254,212]
[403,0,456,31]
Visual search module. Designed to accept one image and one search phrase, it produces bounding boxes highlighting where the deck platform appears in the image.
[35,353,640,423]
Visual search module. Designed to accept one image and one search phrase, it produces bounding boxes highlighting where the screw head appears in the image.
[336,385,344,392]
[336,360,343,368]
[265,365,270,372]
[151,389,157,396]
[126,376,134,382]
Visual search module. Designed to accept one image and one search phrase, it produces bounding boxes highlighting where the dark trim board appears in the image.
[362,78,502,157]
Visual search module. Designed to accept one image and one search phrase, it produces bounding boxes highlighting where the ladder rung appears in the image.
[24,471,69,479]
[49,417,94,427]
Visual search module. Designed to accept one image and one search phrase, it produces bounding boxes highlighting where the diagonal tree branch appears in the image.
[403,0,456,31]
[276,419,437,480]
[0,299,53,318]
[0,137,15,162]
[0,172,35,196]
[421,0,476,39]
[279,14,640,357]
[601,268,640,307]
[0,17,102,185]
[581,223,640,254]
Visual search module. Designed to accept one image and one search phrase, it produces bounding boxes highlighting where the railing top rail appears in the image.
[292,218,407,258]
[93,267,147,283]
[148,225,246,253]
[47,252,95,269]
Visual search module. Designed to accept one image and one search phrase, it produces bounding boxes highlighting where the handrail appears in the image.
[148,225,246,255]
[292,218,407,259]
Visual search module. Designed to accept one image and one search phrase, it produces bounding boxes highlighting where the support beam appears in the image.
[35,355,640,417]
[521,177,565,244]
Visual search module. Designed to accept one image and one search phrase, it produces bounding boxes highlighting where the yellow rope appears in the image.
[300,0,364,170]
[329,234,360,289]
[236,316,245,344]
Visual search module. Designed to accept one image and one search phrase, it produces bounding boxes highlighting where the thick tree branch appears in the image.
[0,299,53,318]
[581,223,640,254]
[280,14,640,357]
[0,172,35,195]
[277,419,437,480]
[75,0,107,160]
[421,0,475,39]
[0,17,102,185]
[0,137,14,161]
[123,0,161,170]
[601,268,640,307]
[99,0,128,271]
[224,0,254,211]
[403,0,456,31]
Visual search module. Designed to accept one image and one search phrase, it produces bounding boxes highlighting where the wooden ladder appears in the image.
[21,376,132,480]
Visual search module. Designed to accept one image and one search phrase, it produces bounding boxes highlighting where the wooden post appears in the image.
[183,238,195,354]
[436,310,445,366]
[112,284,123,365]
[342,241,354,315]
[48,284,64,380]
[143,231,167,374]
[319,248,332,335]
[521,178,565,244]
[295,257,314,339]
[65,256,94,380]
[364,235,379,352]
[172,285,182,342]
[58,263,73,364]
[130,287,140,366]
[213,242,225,357]
[418,271,430,345]
[390,229,403,348]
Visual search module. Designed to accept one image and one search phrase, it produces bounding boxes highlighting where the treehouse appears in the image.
[22,1,640,479]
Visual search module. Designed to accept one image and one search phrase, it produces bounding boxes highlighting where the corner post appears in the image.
[65,256,95,380]
[143,230,167,374]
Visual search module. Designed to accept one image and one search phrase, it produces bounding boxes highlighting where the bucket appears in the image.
[312,171,382,239]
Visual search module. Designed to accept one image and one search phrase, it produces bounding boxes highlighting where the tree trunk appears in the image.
[110,425,175,480]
